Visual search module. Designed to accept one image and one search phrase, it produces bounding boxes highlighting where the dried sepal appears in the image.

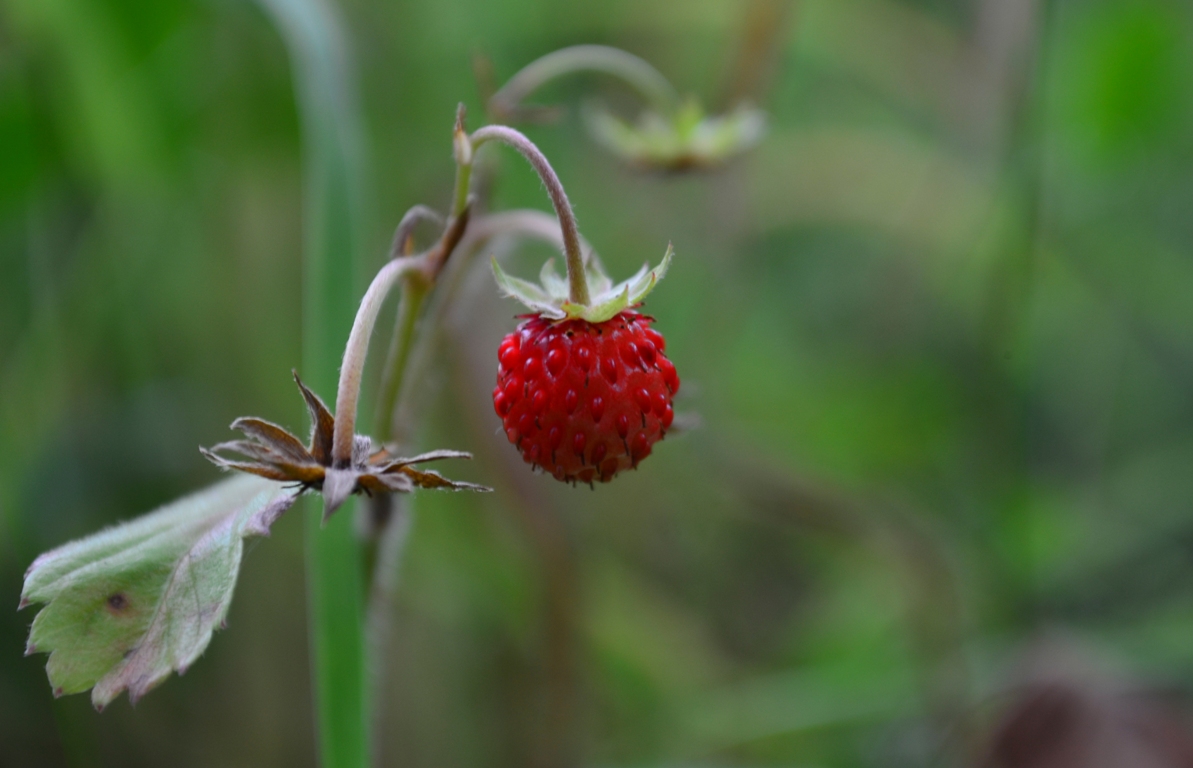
[294,372,335,465]
[203,372,490,521]
[373,449,492,492]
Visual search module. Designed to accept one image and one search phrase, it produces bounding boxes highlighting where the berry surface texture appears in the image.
[493,310,679,485]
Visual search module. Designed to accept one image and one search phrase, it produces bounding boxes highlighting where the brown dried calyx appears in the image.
[202,372,489,521]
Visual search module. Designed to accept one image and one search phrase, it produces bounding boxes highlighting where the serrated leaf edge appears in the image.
[21,476,298,709]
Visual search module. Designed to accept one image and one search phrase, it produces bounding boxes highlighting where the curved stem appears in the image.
[470,125,590,305]
[387,205,443,260]
[371,279,427,441]
[331,256,420,465]
[369,203,472,449]
[368,203,444,444]
[391,210,599,446]
[491,44,680,118]
[459,210,597,260]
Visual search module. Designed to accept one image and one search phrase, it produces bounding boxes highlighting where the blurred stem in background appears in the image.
[488,44,680,122]
[363,199,473,745]
[372,110,474,450]
[717,0,800,109]
[256,0,369,764]
[982,0,1052,627]
[372,204,444,443]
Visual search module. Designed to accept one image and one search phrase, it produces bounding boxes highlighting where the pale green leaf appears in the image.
[613,263,651,298]
[21,475,297,710]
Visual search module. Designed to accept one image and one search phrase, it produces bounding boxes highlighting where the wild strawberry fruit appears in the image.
[491,244,676,485]
[494,310,678,484]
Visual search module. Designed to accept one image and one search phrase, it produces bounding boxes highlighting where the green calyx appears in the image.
[491,242,673,323]
[584,99,766,171]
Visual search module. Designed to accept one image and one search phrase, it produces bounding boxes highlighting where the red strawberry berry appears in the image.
[493,310,678,485]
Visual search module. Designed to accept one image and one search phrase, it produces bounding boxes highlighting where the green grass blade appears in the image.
[253,0,368,765]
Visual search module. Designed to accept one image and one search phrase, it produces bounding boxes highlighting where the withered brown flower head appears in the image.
[202,372,489,520]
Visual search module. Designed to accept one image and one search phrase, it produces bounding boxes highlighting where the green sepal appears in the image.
[492,243,673,323]
[585,99,766,171]
[491,257,566,319]
[21,475,297,709]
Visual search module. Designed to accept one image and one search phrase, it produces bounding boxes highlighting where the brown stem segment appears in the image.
[469,125,590,306]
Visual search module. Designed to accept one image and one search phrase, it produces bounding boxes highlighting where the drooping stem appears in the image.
[490,44,680,119]
[470,125,590,305]
[388,210,600,447]
[459,210,598,261]
[369,136,469,447]
[332,257,420,466]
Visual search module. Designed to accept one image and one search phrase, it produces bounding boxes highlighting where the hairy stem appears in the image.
[470,125,590,305]
[372,279,427,441]
[459,209,598,259]
[370,203,443,444]
[332,257,420,466]
[388,210,597,448]
[490,44,680,118]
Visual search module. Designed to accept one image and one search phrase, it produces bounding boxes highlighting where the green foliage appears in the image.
[1054,0,1193,161]
[5,0,1193,765]
[21,476,296,710]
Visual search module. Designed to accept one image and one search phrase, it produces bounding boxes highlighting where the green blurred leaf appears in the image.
[21,475,296,710]
[1055,1,1193,161]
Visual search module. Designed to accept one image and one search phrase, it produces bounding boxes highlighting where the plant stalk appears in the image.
[254,0,373,761]
[331,257,420,466]
[452,105,474,220]
[372,279,427,441]
[470,125,590,305]
[489,44,680,119]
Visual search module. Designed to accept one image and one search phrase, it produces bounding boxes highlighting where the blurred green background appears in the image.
[3,0,1193,765]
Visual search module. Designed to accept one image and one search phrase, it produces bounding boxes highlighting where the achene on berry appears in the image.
[493,310,678,485]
